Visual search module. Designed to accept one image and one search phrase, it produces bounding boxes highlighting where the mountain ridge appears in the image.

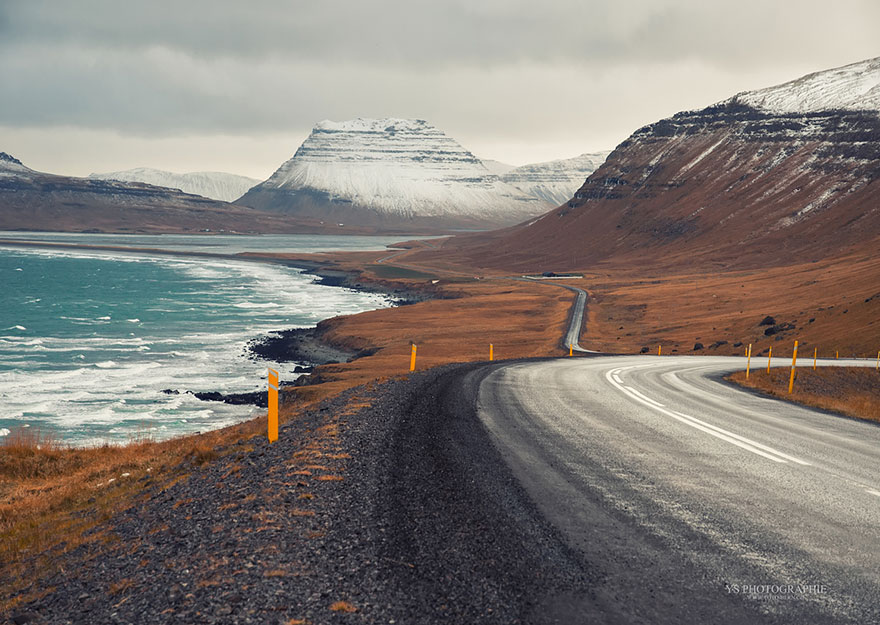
[408,57,880,272]
[0,154,343,234]
[88,168,260,203]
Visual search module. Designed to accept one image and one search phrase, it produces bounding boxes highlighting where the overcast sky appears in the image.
[2,0,878,179]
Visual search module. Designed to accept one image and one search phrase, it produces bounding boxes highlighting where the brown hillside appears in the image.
[407,103,880,274]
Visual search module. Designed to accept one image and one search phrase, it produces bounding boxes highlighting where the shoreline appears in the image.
[0,237,435,302]
[1,236,439,412]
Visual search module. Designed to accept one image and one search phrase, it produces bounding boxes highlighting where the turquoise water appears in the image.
[0,236,396,446]
[0,231,416,255]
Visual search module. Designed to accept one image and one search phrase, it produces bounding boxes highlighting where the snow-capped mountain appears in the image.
[501,152,611,206]
[89,168,259,202]
[729,57,880,115]
[0,153,309,234]
[237,118,546,232]
[411,57,880,272]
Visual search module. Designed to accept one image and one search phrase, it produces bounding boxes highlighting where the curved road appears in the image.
[472,355,879,623]
[516,278,595,352]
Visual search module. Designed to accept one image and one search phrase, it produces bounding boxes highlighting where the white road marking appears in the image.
[622,386,664,407]
[867,489,880,498]
[670,411,810,466]
[604,367,810,465]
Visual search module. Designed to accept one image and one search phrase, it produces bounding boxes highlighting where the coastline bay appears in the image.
[0,233,402,446]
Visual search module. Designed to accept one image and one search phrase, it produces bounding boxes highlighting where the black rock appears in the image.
[759,316,776,326]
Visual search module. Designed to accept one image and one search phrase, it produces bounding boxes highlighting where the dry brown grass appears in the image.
[0,405,313,613]
[728,366,880,423]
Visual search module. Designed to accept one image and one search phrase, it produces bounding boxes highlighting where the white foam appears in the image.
[1,245,394,446]
[0,428,9,437]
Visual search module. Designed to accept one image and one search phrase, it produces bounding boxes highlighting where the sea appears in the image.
[0,232,408,446]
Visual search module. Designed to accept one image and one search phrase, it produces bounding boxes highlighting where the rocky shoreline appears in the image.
[186,259,442,407]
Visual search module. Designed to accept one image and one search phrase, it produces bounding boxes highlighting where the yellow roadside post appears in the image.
[836,350,839,360]
[766,346,772,373]
[409,344,417,372]
[813,347,817,370]
[569,344,573,356]
[788,340,799,394]
[267,367,279,443]
[658,345,662,356]
[746,343,752,379]
[489,344,494,361]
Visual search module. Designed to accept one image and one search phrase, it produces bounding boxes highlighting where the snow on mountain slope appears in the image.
[237,118,545,232]
[89,168,260,202]
[481,159,516,176]
[408,57,880,272]
[0,152,33,177]
[729,56,880,114]
[0,153,312,234]
[501,151,612,206]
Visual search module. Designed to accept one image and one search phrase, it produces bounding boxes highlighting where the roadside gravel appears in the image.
[7,362,588,625]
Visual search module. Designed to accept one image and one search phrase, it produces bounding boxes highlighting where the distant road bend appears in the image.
[515,277,596,353]
[462,355,880,623]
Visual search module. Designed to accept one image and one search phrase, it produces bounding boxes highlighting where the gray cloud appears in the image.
[4,0,878,66]
[1,0,878,175]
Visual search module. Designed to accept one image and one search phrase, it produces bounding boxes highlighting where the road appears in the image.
[474,355,880,623]
[516,278,596,352]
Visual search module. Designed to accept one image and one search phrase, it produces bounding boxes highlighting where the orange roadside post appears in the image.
[489,344,494,361]
[409,344,417,372]
[766,346,772,373]
[268,367,279,443]
[746,343,752,379]
[788,340,799,394]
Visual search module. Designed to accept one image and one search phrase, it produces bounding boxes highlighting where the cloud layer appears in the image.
[2,0,878,176]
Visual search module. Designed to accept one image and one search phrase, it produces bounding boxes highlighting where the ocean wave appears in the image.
[4,325,27,331]
[0,336,41,345]
[233,301,280,309]
[0,428,9,437]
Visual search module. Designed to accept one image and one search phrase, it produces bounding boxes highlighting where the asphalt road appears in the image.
[475,355,880,624]
[515,278,596,353]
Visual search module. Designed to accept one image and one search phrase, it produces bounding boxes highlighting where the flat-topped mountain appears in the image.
[412,57,880,272]
[88,168,259,202]
[236,118,545,233]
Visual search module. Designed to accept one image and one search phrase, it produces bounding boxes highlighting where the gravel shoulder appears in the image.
[7,362,587,625]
